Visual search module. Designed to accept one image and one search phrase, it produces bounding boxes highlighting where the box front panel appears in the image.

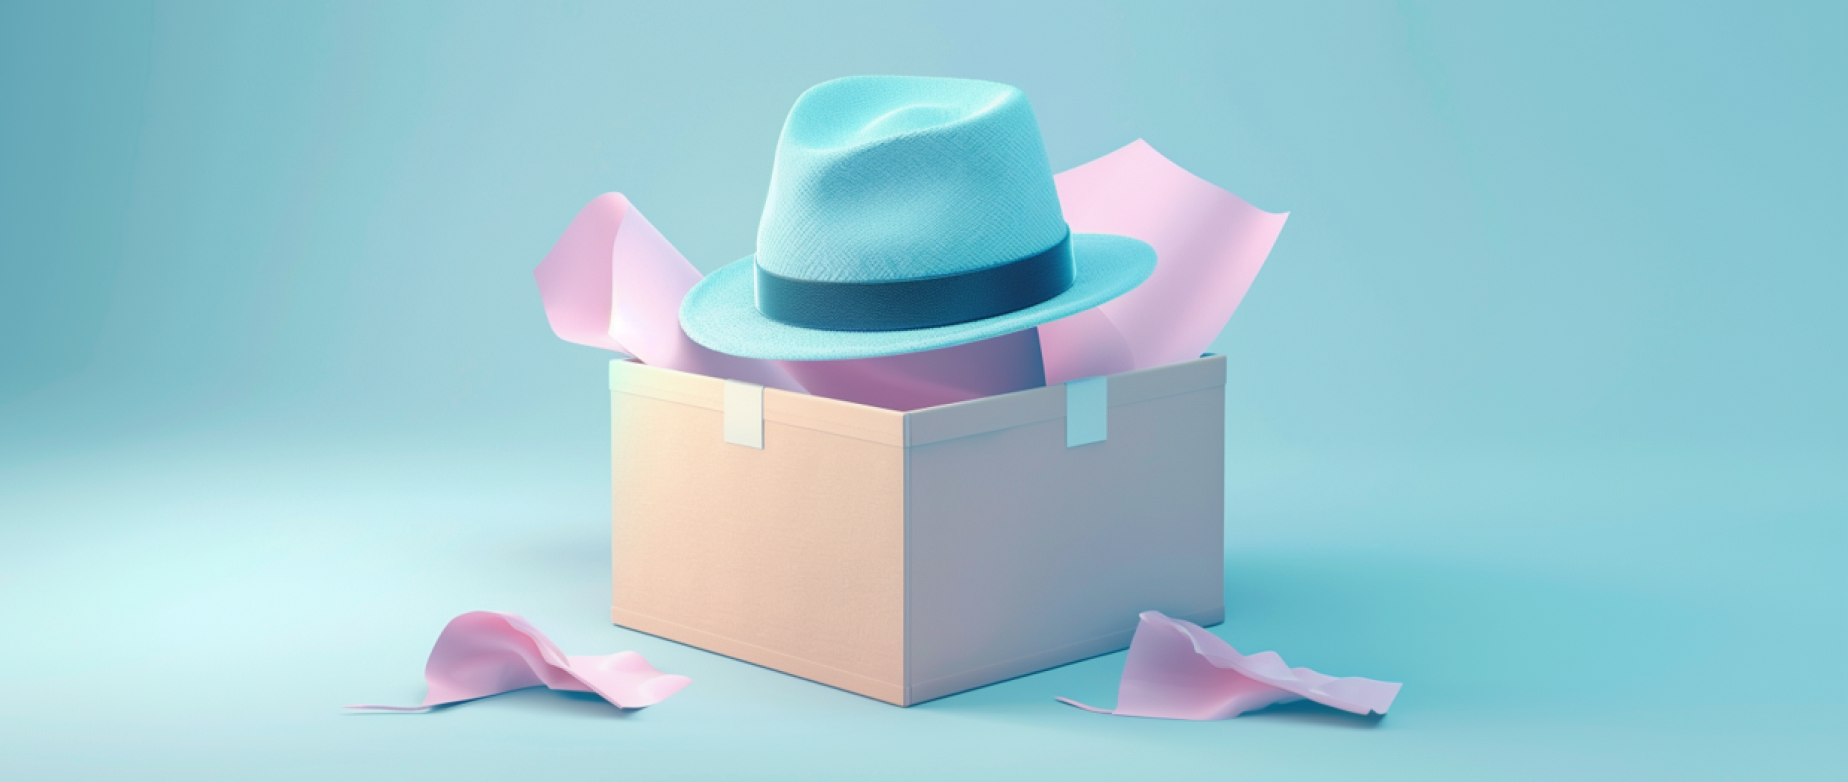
[903,384,1225,703]
[611,391,906,703]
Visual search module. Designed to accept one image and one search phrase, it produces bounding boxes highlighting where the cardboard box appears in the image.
[609,355,1225,705]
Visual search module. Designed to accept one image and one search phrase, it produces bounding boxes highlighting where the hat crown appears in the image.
[754,76,1068,283]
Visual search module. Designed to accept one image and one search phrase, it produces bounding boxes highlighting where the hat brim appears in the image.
[679,234,1155,361]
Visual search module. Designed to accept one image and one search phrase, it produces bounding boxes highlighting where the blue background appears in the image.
[3,1,1843,779]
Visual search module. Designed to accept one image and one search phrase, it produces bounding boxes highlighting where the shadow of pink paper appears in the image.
[1058,611,1400,720]
[347,611,689,713]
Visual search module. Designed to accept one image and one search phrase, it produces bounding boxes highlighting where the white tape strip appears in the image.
[1065,376,1107,447]
[723,380,764,449]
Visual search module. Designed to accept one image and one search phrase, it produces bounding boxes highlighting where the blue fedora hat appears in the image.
[679,75,1155,362]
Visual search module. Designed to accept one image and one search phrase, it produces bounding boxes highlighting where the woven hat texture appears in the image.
[756,76,1067,283]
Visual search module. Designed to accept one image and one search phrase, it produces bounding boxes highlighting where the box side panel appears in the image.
[904,385,1225,703]
[611,390,907,704]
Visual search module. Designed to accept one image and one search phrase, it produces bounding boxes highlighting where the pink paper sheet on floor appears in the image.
[347,611,689,712]
[1048,140,1289,371]
[534,193,802,391]
[1059,611,1400,720]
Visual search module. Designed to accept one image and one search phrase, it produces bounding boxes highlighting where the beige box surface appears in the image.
[609,355,1225,706]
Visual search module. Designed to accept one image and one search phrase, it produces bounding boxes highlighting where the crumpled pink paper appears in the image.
[1044,140,1290,373]
[1059,611,1400,720]
[347,611,690,712]
[534,193,802,391]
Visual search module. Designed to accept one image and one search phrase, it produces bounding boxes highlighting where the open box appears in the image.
[608,354,1225,706]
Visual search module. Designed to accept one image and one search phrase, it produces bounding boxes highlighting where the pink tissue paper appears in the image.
[347,611,689,712]
[1043,140,1289,374]
[534,193,802,391]
[1034,307,1136,387]
[780,328,1046,411]
[1059,611,1400,720]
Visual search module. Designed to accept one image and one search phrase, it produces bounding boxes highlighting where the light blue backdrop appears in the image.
[2,1,1842,779]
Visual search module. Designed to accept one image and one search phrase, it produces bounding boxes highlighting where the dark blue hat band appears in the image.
[752,232,1075,332]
